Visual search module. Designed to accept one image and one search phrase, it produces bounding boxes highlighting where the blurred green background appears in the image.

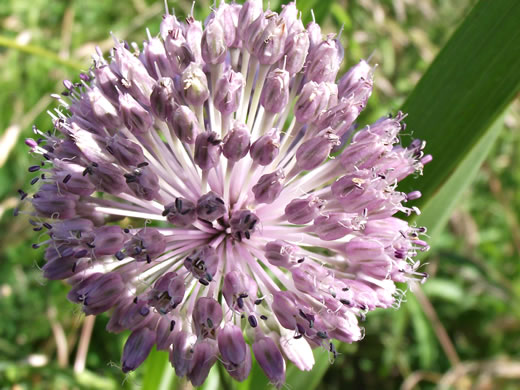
[1,0,519,389]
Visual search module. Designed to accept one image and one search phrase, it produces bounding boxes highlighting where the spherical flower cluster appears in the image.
[21,1,431,387]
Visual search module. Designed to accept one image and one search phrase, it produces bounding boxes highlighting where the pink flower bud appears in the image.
[305,34,344,83]
[121,327,156,373]
[296,129,339,171]
[260,69,290,113]
[222,121,250,161]
[181,63,210,106]
[253,336,286,388]
[214,69,244,115]
[171,105,201,144]
[201,19,227,64]
[188,340,218,386]
[294,81,337,124]
[218,323,247,366]
[119,93,154,135]
[106,134,145,167]
[284,196,324,224]
[252,170,285,204]
[250,130,280,166]
[150,77,177,121]
[265,240,297,268]
[194,131,221,170]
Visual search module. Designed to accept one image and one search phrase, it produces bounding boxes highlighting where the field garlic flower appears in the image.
[21,1,431,387]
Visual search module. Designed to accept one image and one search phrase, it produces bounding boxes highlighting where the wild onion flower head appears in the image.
[22,1,431,387]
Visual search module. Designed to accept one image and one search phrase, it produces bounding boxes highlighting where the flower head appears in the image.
[22,1,431,387]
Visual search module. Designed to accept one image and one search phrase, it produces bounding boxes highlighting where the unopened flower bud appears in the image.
[194,131,221,170]
[238,0,263,41]
[214,69,244,115]
[164,29,195,75]
[305,34,344,83]
[185,16,203,63]
[94,65,120,103]
[91,225,126,256]
[88,88,120,129]
[143,37,172,79]
[218,323,247,366]
[337,59,373,105]
[119,93,154,135]
[253,336,286,388]
[252,170,284,204]
[188,340,218,386]
[284,196,324,224]
[260,69,290,114]
[150,77,176,121]
[171,105,201,144]
[196,191,226,221]
[250,130,280,166]
[106,134,145,167]
[68,272,124,315]
[201,19,227,64]
[296,129,340,171]
[121,327,156,373]
[294,81,337,124]
[222,121,250,161]
[181,63,210,106]
[254,13,287,65]
[282,30,310,75]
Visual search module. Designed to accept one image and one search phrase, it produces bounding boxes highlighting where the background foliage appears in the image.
[1,0,519,389]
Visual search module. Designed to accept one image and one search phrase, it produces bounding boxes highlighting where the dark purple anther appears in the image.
[163,197,197,226]
[171,105,201,144]
[260,69,290,114]
[252,170,285,204]
[222,121,250,162]
[121,327,156,373]
[184,245,219,284]
[194,131,221,171]
[250,131,280,166]
[196,191,226,221]
[119,93,154,135]
[229,210,259,241]
[214,69,244,115]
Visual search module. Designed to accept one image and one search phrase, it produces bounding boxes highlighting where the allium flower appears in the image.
[21,1,431,387]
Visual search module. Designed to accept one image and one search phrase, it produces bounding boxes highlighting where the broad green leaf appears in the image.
[399,0,520,217]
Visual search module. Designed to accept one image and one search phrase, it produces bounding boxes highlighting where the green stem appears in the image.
[0,35,85,71]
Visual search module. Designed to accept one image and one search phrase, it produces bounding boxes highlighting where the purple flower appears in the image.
[21,1,431,387]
